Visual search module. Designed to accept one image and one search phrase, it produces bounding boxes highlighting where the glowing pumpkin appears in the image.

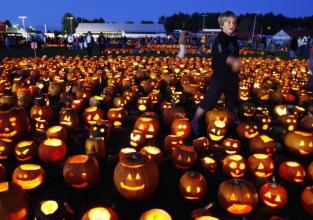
[179,171,207,201]
[82,206,118,220]
[12,164,45,190]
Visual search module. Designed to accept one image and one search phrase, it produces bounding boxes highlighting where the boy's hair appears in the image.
[218,11,237,27]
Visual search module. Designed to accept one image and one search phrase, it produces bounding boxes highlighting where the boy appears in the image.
[191,11,240,134]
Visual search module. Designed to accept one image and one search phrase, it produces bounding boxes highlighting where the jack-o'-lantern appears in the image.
[118,147,137,160]
[85,137,107,160]
[34,119,49,133]
[236,121,259,139]
[82,206,118,220]
[107,107,128,131]
[284,130,313,156]
[83,106,105,126]
[0,138,14,160]
[148,89,162,105]
[254,114,272,131]
[12,164,45,190]
[193,137,209,153]
[171,91,184,104]
[16,89,31,108]
[89,95,104,107]
[205,109,234,126]
[89,119,111,141]
[48,81,63,97]
[59,108,79,131]
[218,179,258,215]
[292,105,306,118]
[134,112,160,139]
[222,138,241,154]
[137,96,151,112]
[15,141,37,162]
[273,104,289,117]
[113,96,127,108]
[248,154,274,178]
[71,99,84,110]
[0,163,6,181]
[140,146,163,166]
[249,135,278,155]
[38,138,67,163]
[277,114,298,131]
[122,89,138,103]
[30,97,53,122]
[179,171,207,201]
[301,186,313,216]
[46,126,68,141]
[193,92,204,105]
[171,117,191,139]
[239,88,250,101]
[238,102,256,119]
[0,182,28,220]
[140,209,171,220]
[223,154,247,178]
[0,94,17,109]
[35,200,65,220]
[172,145,198,170]
[308,162,313,181]
[260,181,288,208]
[207,118,229,141]
[114,152,159,200]
[200,156,217,173]
[130,130,146,149]
[0,108,30,141]
[164,134,184,153]
[301,115,313,131]
[63,155,99,188]
[278,161,306,184]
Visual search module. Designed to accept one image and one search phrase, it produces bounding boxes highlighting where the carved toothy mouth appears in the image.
[0,130,17,138]
[209,133,224,141]
[72,182,89,188]
[227,204,253,214]
[230,171,244,177]
[120,182,145,191]
[15,177,43,189]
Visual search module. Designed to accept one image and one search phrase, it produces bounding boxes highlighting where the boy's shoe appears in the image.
[191,121,201,135]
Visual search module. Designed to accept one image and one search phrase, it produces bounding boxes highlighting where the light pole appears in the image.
[67,16,74,35]
[251,13,257,48]
[18,16,27,30]
[202,14,208,31]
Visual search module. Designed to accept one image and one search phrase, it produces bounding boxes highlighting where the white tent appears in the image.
[272,30,292,45]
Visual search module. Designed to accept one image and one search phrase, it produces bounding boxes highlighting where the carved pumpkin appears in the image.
[137,96,152,112]
[0,138,14,160]
[59,108,79,131]
[114,152,159,200]
[222,138,241,154]
[0,182,28,220]
[249,135,277,155]
[254,114,272,132]
[85,137,107,160]
[207,119,229,141]
[301,186,313,216]
[238,102,256,119]
[15,141,37,162]
[139,146,163,166]
[205,109,234,126]
[179,171,207,201]
[300,115,313,131]
[164,134,184,153]
[283,130,313,156]
[273,104,289,117]
[140,209,171,220]
[193,137,209,153]
[172,145,198,170]
[89,119,111,141]
[277,114,298,131]
[118,147,137,160]
[278,161,306,184]
[171,117,191,139]
[236,121,259,139]
[113,96,127,108]
[83,106,105,126]
[107,107,128,131]
[46,126,68,141]
[63,155,99,189]
[223,154,247,178]
[134,112,160,139]
[200,156,217,174]
[259,181,288,208]
[82,206,119,220]
[35,200,65,220]
[247,154,274,178]
[0,108,30,141]
[89,95,104,107]
[218,179,258,215]
[130,130,146,149]
[38,139,67,163]
[12,164,45,190]
[30,100,53,123]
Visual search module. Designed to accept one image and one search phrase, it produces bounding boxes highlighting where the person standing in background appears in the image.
[177,30,186,58]
[307,45,313,92]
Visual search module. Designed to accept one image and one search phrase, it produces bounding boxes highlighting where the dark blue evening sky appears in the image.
[1,0,312,31]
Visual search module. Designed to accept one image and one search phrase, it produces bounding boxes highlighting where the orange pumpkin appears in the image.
[140,209,171,220]
[134,112,159,139]
[12,164,45,190]
[38,139,67,163]
[172,145,198,170]
[247,154,274,178]
[179,171,207,201]
[301,186,313,216]
[82,206,119,220]
[222,154,247,178]
[259,181,288,208]
[171,117,191,139]
[278,161,306,184]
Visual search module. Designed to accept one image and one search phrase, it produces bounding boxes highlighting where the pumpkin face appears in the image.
[0,138,14,160]
[114,152,159,200]
[254,114,272,131]
[248,154,274,178]
[85,137,107,160]
[278,161,306,183]
[139,146,163,166]
[277,114,298,131]
[134,112,160,139]
[137,96,151,112]
[260,182,288,208]
[171,118,191,139]
[207,119,228,141]
[284,130,313,156]
[12,164,45,190]
[107,107,127,130]
[15,141,37,162]
[82,207,118,220]
[30,105,53,123]
[301,186,313,216]
[59,108,79,131]
[38,139,67,163]
[236,121,259,139]
[249,135,277,155]
[89,120,111,141]
[46,126,68,141]
[205,109,234,126]
[193,92,204,105]
[222,138,241,154]
[239,88,250,101]
[179,171,207,201]
[223,154,247,178]
[148,90,161,105]
[83,106,105,126]
[113,96,127,108]
[218,179,258,215]
[0,108,30,141]
[0,182,28,220]
[63,155,99,189]
[164,134,184,153]
[200,156,217,173]
[130,130,146,149]
[193,137,209,153]
[238,102,256,119]
[172,145,198,170]
[140,209,171,220]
